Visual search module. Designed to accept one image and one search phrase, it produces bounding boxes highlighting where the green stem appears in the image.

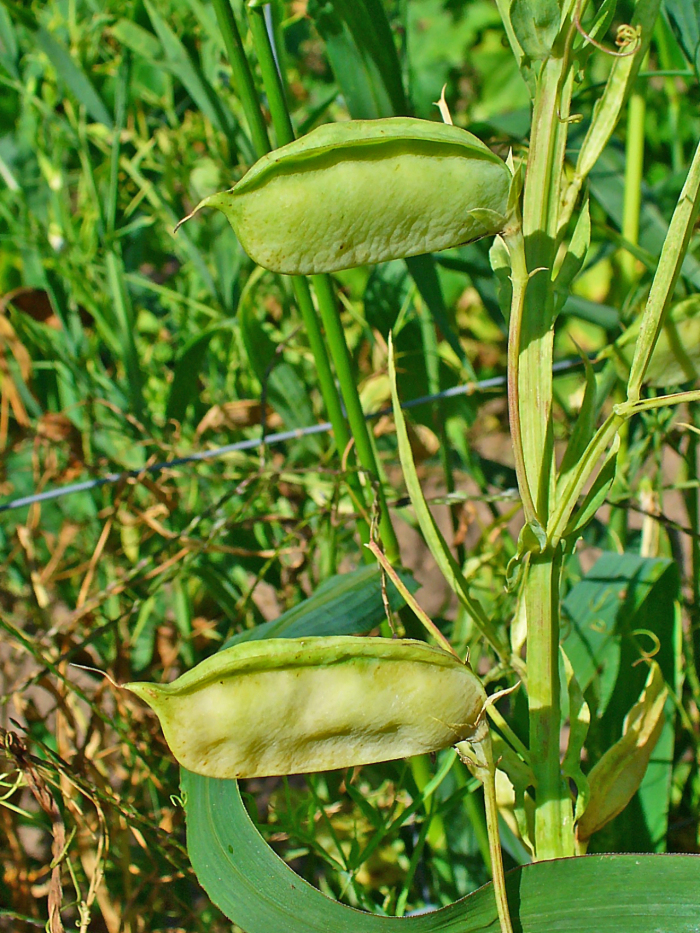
[504,224,538,528]
[519,57,572,520]
[211,0,270,157]
[518,53,576,859]
[654,17,684,174]
[620,55,647,290]
[313,274,400,561]
[525,549,574,859]
[457,723,514,933]
[415,296,462,562]
[246,4,294,146]
[247,5,398,558]
[214,0,371,547]
[291,279,372,548]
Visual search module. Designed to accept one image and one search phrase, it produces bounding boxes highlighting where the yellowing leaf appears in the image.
[576,661,668,846]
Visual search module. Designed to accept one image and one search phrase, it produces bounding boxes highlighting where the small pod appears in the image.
[178,118,511,274]
[126,636,486,779]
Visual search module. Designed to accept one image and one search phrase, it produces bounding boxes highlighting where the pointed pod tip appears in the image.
[123,681,163,707]
[173,207,198,235]
[173,193,227,235]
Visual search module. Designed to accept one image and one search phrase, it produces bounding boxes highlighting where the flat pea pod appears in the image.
[176,118,511,274]
[126,636,486,779]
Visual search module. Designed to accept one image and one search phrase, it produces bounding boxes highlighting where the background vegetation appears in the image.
[1,0,699,930]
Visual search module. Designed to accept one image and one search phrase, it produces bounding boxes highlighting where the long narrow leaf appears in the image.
[182,770,700,933]
[388,339,507,659]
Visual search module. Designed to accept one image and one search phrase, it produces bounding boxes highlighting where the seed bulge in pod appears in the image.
[125,636,487,779]
[176,118,511,275]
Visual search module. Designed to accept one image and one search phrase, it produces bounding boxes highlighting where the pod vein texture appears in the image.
[179,118,512,274]
[126,636,487,780]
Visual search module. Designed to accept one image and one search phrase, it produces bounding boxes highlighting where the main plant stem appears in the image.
[516,54,576,859]
[525,550,573,858]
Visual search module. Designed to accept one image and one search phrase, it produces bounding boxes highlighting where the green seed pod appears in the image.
[176,118,511,274]
[126,636,486,779]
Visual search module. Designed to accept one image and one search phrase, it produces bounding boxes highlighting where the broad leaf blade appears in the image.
[223,563,418,647]
[165,325,232,423]
[662,0,700,76]
[182,771,700,933]
[562,552,680,851]
[308,0,407,119]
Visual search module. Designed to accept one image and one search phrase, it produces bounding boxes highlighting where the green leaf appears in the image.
[557,353,598,491]
[110,19,162,60]
[193,563,241,620]
[308,0,408,119]
[34,27,113,127]
[0,5,19,78]
[609,295,700,387]
[182,770,700,932]
[627,137,700,398]
[405,0,507,117]
[562,439,618,540]
[558,294,619,331]
[561,648,590,824]
[553,200,591,317]
[588,145,700,291]
[509,0,560,61]
[662,0,700,76]
[405,254,477,380]
[562,551,680,851]
[576,662,668,846]
[489,235,513,323]
[165,325,232,423]
[223,563,418,647]
[237,280,321,447]
[144,0,233,139]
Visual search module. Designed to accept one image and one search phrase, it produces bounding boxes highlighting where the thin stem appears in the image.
[525,549,574,859]
[246,5,294,146]
[416,296,462,562]
[292,278,372,549]
[211,0,270,158]
[245,5,398,558]
[366,540,459,657]
[620,54,647,289]
[457,722,514,933]
[313,275,400,561]
[215,0,371,547]
[503,225,539,528]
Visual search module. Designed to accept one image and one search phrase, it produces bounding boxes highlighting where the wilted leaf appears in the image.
[576,662,668,846]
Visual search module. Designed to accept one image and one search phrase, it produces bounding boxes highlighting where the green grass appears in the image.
[1,0,700,930]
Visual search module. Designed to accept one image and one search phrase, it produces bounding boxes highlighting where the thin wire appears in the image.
[0,358,583,514]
